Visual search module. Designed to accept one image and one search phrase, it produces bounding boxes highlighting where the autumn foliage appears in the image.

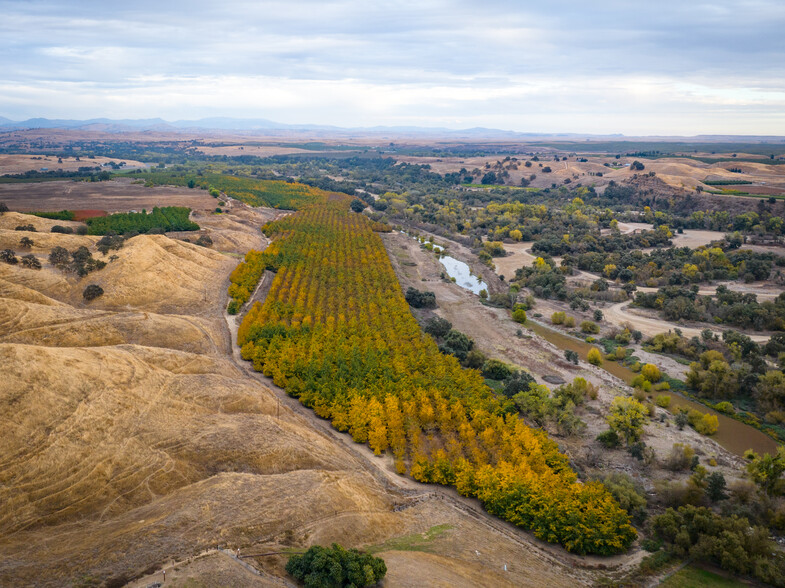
[235,195,636,555]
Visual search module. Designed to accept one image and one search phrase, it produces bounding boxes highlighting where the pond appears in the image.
[438,255,488,295]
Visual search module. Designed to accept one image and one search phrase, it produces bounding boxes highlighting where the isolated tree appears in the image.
[607,397,647,446]
[481,171,497,185]
[0,249,18,264]
[706,472,727,502]
[21,254,41,269]
[587,348,603,366]
[0,202,8,214]
[195,234,213,247]
[564,350,579,364]
[350,199,365,213]
[19,236,34,248]
[285,543,386,588]
[83,284,104,301]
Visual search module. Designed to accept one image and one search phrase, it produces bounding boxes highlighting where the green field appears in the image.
[659,565,745,587]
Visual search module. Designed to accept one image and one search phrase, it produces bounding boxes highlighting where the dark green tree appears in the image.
[285,544,386,588]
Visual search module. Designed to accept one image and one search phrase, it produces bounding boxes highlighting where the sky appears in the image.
[1,0,784,135]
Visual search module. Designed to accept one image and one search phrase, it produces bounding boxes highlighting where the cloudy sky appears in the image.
[1,0,784,135]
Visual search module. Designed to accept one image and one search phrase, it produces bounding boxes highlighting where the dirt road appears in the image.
[603,301,771,343]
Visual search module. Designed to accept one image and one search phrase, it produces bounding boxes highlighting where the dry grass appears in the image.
[0,154,146,175]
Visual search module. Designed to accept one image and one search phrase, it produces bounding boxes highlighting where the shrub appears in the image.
[607,397,647,445]
[675,410,689,430]
[405,287,436,308]
[596,429,620,448]
[512,308,527,323]
[482,359,513,380]
[714,401,735,414]
[655,395,671,408]
[602,473,647,522]
[195,234,213,247]
[19,236,34,248]
[551,311,566,325]
[463,349,487,369]
[424,316,452,338]
[82,284,104,301]
[0,249,18,264]
[641,363,662,383]
[564,316,575,327]
[665,443,695,471]
[285,544,387,588]
[21,254,41,269]
[580,320,600,334]
[51,225,74,234]
[15,224,36,231]
[439,329,474,361]
[587,347,603,366]
[502,370,536,398]
[688,409,719,435]
[564,349,579,364]
[614,346,627,360]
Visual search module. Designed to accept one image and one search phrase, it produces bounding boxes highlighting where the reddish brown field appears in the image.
[72,209,108,221]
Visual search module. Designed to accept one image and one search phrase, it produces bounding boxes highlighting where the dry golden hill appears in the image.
[0,211,84,232]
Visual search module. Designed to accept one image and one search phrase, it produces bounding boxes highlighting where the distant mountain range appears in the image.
[0,116,784,143]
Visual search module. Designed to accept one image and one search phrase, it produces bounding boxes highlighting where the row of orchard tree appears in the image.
[232,193,636,555]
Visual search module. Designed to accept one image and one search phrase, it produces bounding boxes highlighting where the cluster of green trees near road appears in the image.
[576,244,781,287]
[634,285,785,331]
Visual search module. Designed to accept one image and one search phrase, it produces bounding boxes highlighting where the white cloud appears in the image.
[0,0,783,134]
